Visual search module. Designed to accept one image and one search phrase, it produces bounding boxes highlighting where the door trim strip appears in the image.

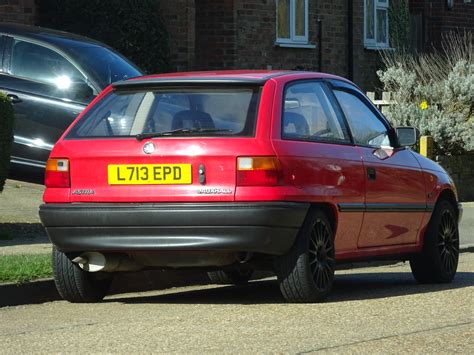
[338,203,434,212]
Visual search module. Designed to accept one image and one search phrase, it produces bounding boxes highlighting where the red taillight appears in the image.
[237,156,282,186]
[45,159,70,188]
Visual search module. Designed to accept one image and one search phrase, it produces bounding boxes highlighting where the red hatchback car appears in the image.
[39,71,462,303]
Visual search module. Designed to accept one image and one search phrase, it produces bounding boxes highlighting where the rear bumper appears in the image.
[39,202,309,255]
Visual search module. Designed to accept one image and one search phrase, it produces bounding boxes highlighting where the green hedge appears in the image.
[38,0,170,74]
[0,93,14,192]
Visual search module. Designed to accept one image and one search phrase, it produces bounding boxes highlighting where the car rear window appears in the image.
[67,86,261,138]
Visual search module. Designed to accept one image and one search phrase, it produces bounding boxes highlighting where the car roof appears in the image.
[0,23,107,49]
[112,70,355,90]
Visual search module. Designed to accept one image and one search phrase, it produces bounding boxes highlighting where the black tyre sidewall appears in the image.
[52,248,112,303]
[276,209,335,302]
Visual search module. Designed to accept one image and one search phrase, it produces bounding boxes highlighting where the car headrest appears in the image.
[283,112,309,136]
[171,110,215,130]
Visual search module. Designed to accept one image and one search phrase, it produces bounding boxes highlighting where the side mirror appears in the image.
[396,127,418,147]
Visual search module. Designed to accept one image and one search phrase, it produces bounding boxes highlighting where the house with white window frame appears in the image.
[364,0,390,49]
[186,0,395,90]
[3,0,473,91]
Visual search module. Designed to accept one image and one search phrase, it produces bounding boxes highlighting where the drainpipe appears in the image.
[347,0,354,80]
[317,17,322,72]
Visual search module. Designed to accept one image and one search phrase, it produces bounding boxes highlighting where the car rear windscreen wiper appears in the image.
[135,128,233,141]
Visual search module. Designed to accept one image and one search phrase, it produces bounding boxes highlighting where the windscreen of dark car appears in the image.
[66,46,142,89]
[67,86,261,139]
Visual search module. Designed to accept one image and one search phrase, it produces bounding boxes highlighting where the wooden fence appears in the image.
[366,92,394,114]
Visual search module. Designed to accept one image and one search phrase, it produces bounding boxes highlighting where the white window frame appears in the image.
[364,0,390,49]
[276,0,309,45]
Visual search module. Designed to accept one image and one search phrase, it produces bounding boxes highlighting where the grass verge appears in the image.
[0,253,52,284]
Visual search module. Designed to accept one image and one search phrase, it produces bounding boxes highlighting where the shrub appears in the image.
[0,93,15,192]
[377,32,473,156]
[38,0,170,74]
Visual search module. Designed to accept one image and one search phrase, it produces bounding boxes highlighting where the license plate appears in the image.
[108,164,192,185]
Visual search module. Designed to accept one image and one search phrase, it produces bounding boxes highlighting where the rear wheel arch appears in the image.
[309,203,338,236]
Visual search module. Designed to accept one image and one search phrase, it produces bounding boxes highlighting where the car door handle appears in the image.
[7,94,22,104]
[367,167,376,180]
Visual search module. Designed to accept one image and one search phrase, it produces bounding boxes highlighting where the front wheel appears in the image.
[410,200,459,283]
[52,247,113,303]
[275,209,335,303]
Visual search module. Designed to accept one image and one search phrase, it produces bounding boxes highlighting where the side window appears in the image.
[282,81,350,143]
[333,90,390,147]
[10,39,85,88]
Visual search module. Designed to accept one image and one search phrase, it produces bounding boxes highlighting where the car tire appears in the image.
[207,267,253,285]
[410,200,459,283]
[52,247,113,303]
[275,208,335,303]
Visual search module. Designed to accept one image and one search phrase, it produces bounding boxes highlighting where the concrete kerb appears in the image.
[0,269,210,307]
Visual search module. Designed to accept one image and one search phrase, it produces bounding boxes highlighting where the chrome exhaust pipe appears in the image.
[72,252,143,272]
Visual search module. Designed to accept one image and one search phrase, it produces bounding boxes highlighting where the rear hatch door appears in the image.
[63,83,263,202]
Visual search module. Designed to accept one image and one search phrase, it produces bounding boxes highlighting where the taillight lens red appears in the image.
[237,156,282,186]
[45,159,70,188]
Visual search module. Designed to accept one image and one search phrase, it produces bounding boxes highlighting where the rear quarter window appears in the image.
[67,86,261,138]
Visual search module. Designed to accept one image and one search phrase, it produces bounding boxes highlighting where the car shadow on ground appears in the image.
[0,223,49,246]
[8,169,44,185]
[106,271,474,305]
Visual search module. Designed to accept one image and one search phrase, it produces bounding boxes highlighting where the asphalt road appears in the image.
[1,253,473,353]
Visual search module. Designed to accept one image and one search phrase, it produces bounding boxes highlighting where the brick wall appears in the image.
[195,0,236,69]
[0,0,36,25]
[159,0,196,72]
[232,0,379,90]
[409,0,474,51]
[352,0,381,91]
[0,0,383,91]
[233,0,320,71]
[437,152,474,202]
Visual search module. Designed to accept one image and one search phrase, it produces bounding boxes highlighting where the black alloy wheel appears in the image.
[410,200,459,283]
[309,217,335,291]
[437,208,459,276]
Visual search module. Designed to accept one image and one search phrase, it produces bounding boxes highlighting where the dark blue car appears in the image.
[0,23,142,179]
